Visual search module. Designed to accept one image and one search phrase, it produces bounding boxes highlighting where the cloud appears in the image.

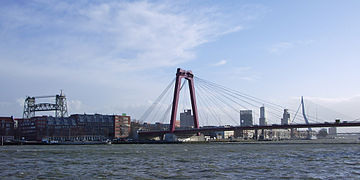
[219,25,243,35]
[287,95,360,120]
[0,1,269,118]
[269,40,314,54]
[67,100,84,114]
[16,98,25,107]
[269,42,294,53]
[213,66,259,82]
[212,60,227,66]
[0,1,250,74]
[231,67,259,81]
[302,95,360,104]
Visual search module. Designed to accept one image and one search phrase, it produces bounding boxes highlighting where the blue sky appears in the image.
[1,0,360,123]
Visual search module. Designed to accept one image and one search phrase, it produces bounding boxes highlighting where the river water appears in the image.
[1,143,360,179]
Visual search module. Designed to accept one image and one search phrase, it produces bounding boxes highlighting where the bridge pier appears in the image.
[164,133,178,142]
[164,133,205,142]
[254,129,258,140]
[291,128,296,139]
[259,129,265,140]
[306,130,312,140]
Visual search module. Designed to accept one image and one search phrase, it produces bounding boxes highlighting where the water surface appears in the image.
[1,143,360,179]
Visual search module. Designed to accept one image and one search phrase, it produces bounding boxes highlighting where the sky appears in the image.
[1,0,360,124]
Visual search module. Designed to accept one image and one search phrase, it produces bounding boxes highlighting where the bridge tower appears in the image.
[301,96,312,139]
[169,68,199,132]
[23,91,68,118]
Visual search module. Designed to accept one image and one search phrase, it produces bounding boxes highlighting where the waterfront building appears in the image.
[114,115,131,138]
[239,110,254,139]
[329,127,337,135]
[224,130,234,139]
[175,120,180,128]
[240,110,253,127]
[180,109,194,128]
[17,114,131,142]
[0,116,15,143]
[152,122,170,130]
[136,120,180,133]
[129,120,141,139]
[298,130,317,139]
[269,129,291,140]
[281,109,291,125]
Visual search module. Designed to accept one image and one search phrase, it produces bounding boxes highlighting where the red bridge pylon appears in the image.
[169,68,200,132]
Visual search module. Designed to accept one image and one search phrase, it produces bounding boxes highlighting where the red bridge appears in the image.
[138,68,360,139]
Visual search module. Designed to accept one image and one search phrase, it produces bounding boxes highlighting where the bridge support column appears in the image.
[254,129,258,140]
[290,128,295,139]
[164,133,178,142]
[306,130,312,140]
[260,129,265,140]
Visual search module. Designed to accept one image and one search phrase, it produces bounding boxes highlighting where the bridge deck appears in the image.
[138,122,360,136]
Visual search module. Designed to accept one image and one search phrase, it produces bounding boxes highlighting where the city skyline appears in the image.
[1,0,360,121]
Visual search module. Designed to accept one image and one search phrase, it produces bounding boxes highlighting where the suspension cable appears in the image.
[196,82,239,125]
[139,78,175,122]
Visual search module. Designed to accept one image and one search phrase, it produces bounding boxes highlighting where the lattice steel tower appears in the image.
[23,91,68,118]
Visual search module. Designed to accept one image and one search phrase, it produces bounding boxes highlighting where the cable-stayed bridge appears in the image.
[138,68,360,139]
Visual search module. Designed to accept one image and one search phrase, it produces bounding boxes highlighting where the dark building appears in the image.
[281,109,290,125]
[0,116,15,143]
[129,121,142,140]
[137,120,180,132]
[180,109,194,128]
[17,117,44,141]
[240,110,253,127]
[17,114,131,142]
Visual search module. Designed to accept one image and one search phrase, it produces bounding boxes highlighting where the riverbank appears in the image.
[2,138,360,146]
[208,138,360,144]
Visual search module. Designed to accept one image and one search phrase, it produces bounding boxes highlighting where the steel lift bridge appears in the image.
[138,68,360,140]
[23,91,68,118]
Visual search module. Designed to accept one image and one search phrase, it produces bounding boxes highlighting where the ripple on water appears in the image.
[1,144,360,179]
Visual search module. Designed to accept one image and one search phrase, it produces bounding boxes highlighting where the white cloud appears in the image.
[219,25,243,35]
[287,95,360,120]
[16,98,25,107]
[269,40,314,54]
[0,1,268,118]
[213,66,259,82]
[231,67,259,81]
[212,60,227,66]
[67,100,83,113]
[301,95,360,105]
[0,1,248,74]
[269,42,294,53]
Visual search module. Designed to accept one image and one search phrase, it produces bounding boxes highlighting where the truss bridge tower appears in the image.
[23,91,68,118]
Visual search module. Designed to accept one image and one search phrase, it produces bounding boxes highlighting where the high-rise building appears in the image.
[240,110,253,127]
[180,109,194,128]
[259,106,267,126]
[281,109,290,125]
